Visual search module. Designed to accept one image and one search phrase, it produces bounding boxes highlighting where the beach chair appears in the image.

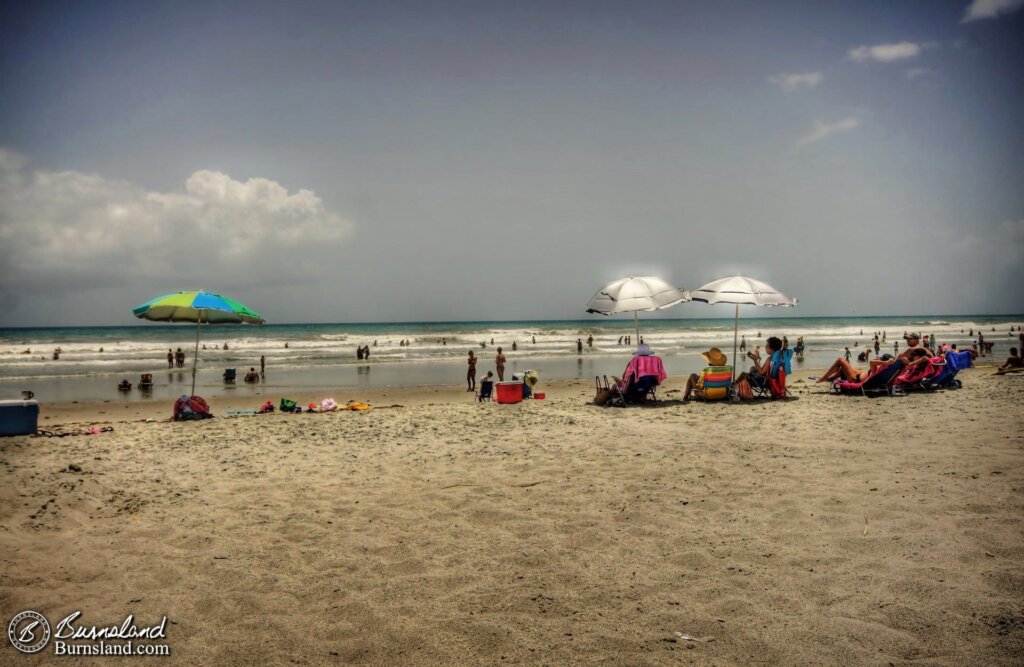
[223,368,236,384]
[893,357,944,393]
[833,360,905,397]
[624,374,659,403]
[751,350,792,399]
[477,379,493,402]
[138,373,154,390]
[924,350,972,389]
[696,366,732,401]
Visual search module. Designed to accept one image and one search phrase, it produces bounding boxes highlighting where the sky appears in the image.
[1,0,1022,326]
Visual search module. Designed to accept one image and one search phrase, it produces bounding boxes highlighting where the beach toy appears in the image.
[534,392,545,400]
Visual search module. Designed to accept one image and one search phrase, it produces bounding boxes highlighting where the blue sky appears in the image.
[1,0,1022,325]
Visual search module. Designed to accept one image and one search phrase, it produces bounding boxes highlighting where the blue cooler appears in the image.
[0,400,39,436]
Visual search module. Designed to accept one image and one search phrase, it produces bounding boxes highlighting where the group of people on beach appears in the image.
[167,348,185,368]
[816,332,944,384]
[466,347,508,390]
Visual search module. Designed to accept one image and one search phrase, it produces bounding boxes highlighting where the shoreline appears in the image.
[28,364,1004,425]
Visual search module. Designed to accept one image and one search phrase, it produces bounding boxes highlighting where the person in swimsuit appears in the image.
[467,351,477,391]
[995,347,1024,375]
[495,347,506,381]
[816,354,896,384]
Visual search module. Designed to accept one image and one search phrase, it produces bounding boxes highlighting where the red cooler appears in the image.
[495,382,523,404]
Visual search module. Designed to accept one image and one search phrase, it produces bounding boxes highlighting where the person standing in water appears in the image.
[495,347,507,381]
[587,334,594,349]
[467,350,477,391]
[260,355,266,377]
[167,349,174,369]
[576,338,583,354]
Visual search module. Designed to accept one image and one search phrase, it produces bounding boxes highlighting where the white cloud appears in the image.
[768,71,823,92]
[795,117,862,148]
[0,149,353,303]
[962,0,1024,21]
[847,42,922,63]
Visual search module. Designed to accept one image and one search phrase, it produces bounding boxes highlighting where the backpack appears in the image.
[280,398,298,413]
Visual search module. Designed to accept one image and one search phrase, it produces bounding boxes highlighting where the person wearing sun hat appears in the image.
[682,347,732,401]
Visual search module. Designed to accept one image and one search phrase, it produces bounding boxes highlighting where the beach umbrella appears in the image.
[689,275,796,381]
[586,276,689,341]
[132,290,265,396]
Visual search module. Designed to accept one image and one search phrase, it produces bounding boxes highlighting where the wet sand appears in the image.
[2,367,1023,664]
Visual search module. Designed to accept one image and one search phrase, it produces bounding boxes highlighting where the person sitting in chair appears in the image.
[615,343,667,402]
[244,367,260,383]
[682,347,730,401]
[117,379,132,391]
[737,336,784,394]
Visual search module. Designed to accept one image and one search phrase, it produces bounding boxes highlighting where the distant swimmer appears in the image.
[512,341,518,351]
[167,349,174,368]
[587,334,594,349]
[532,335,536,344]
[223,343,229,350]
[577,338,583,355]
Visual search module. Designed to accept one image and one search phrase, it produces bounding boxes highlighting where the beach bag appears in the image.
[594,376,612,405]
[734,377,754,401]
[258,400,275,414]
[320,398,338,412]
[280,398,298,413]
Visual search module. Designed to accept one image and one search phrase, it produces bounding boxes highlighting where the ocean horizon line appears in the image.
[3,312,1023,331]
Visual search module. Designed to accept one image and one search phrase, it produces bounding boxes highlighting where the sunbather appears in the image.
[996,347,1024,375]
[816,353,896,384]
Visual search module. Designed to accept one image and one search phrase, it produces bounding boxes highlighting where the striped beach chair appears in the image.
[699,365,733,400]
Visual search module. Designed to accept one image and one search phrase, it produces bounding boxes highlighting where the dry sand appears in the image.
[2,368,1023,665]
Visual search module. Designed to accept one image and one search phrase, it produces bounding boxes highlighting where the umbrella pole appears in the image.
[732,303,739,383]
[191,312,202,396]
[634,311,640,345]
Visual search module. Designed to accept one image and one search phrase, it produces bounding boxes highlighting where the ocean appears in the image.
[2,316,1021,403]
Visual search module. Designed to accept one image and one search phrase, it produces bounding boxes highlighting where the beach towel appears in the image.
[346,401,370,411]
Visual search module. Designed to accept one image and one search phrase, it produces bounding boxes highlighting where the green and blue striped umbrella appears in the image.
[132,290,265,396]
[133,290,264,324]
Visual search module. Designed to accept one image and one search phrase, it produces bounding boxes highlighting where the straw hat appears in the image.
[701,347,728,366]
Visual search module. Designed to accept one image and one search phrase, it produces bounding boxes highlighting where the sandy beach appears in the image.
[2,366,1022,665]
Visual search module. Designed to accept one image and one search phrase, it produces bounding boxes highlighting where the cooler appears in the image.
[495,382,523,404]
[0,400,40,436]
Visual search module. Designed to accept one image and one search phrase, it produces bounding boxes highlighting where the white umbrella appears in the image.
[689,275,796,380]
[586,276,689,341]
